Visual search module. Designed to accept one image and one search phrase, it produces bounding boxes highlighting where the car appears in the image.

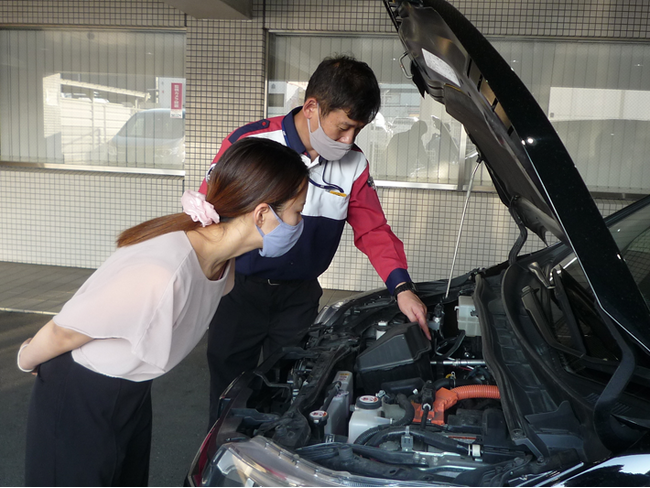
[186,0,650,485]
[389,116,420,134]
[106,108,185,168]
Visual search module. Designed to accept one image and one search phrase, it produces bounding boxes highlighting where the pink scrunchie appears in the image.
[181,190,220,227]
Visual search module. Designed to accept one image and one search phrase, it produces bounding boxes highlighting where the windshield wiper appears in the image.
[521,286,586,360]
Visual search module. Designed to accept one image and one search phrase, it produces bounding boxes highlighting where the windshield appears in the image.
[609,203,650,305]
[561,202,650,307]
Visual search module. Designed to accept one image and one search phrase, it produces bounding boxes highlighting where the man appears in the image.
[386,119,429,178]
[201,55,428,427]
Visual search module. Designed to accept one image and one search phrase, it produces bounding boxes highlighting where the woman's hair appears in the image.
[305,54,381,125]
[117,138,309,247]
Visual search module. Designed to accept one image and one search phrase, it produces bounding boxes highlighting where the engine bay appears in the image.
[208,272,589,485]
[192,255,650,487]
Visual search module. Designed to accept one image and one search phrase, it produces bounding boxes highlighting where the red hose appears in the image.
[453,385,501,401]
[414,384,501,425]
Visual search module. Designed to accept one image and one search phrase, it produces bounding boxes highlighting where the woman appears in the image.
[17,137,309,486]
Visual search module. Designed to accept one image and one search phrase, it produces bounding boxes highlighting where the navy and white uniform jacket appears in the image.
[199,108,412,294]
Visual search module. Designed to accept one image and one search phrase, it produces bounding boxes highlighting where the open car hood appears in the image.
[384,0,650,351]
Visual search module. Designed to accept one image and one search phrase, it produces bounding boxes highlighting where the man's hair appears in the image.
[304,54,381,125]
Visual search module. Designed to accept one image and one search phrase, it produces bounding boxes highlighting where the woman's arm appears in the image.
[18,319,92,372]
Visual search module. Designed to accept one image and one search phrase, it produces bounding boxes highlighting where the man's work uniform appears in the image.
[202,107,414,427]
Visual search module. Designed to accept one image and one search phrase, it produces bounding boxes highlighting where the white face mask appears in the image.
[306,105,353,161]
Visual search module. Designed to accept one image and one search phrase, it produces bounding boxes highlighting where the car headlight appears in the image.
[200,436,413,487]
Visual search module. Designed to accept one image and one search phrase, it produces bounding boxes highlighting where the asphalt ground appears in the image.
[1,311,211,487]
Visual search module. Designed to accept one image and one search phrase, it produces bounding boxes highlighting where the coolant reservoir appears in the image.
[347,395,391,443]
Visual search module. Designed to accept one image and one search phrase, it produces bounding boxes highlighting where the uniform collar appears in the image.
[282,107,308,156]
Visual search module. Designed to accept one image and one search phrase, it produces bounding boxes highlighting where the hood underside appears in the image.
[384,0,650,350]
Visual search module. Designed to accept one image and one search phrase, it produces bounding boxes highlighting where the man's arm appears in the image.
[346,165,429,338]
[346,165,406,282]
[18,319,92,372]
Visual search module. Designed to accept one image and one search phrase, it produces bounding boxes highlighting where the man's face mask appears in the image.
[307,104,353,161]
[257,206,304,258]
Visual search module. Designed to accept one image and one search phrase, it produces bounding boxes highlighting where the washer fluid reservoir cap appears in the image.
[356,395,381,410]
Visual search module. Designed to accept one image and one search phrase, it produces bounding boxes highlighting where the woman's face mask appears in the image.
[257,206,304,258]
[307,105,353,161]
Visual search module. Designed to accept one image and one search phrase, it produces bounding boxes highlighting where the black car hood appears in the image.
[384,0,650,351]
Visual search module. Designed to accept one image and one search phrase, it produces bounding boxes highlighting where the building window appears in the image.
[268,34,482,189]
[495,38,650,195]
[0,29,185,171]
[269,34,650,194]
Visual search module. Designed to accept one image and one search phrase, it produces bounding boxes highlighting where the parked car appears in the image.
[106,108,185,168]
[187,0,650,485]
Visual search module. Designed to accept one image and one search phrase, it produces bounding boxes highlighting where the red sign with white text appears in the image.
[171,83,183,110]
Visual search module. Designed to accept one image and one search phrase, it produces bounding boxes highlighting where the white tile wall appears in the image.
[0,167,183,267]
[0,0,645,291]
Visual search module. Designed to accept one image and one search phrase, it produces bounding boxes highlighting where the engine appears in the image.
[196,261,650,485]
[229,287,542,485]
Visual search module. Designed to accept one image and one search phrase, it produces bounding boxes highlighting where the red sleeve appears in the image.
[198,136,235,194]
[346,164,408,282]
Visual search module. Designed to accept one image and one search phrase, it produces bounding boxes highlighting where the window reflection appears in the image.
[269,35,650,192]
[106,109,185,168]
[0,30,185,170]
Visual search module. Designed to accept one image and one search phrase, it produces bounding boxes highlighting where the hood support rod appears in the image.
[445,157,482,299]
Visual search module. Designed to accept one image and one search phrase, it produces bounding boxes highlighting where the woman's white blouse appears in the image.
[54,231,234,382]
